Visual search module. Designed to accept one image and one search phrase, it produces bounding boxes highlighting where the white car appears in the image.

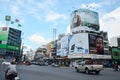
[2,61,11,65]
[74,60,103,74]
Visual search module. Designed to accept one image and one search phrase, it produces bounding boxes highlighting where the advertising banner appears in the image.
[70,9,99,32]
[61,36,69,56]
[69,33,89,54]
[50,41,57,55]
[89,34,104,54]
[0,27,9,40]
[57,40,61,56]
[57,36,69,56]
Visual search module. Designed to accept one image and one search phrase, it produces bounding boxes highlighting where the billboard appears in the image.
[70,9,99,32]
[89,34,104,54]
[57,36,69,56]
[56,40,61,56]
[69,33,89,54]
[0,27,9,40]
[111,47,120,60]
[50,41,57,55]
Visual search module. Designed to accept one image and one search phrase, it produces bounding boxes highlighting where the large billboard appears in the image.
[57,36,69,56]
[69,33,89,54]
[89,34,104,54]
[70,9,99,32]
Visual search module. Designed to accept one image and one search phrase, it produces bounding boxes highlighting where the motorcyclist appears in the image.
[114,62,118,71]
[5,61,17,80]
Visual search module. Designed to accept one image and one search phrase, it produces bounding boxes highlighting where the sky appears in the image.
[0,0,120,51]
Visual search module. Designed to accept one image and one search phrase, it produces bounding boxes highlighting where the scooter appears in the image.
[5,72,20,80]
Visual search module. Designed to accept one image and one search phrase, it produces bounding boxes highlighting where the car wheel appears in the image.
[75,67,79,72]
[85,68,90,74]
[95,71,100,74]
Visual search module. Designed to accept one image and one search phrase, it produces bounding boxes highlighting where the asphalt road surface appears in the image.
[16,65,120,80]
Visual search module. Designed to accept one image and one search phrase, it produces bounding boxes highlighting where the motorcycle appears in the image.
[114,64,119,71]
[5,71,20,80]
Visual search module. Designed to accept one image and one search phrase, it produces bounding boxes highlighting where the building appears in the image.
[110,36,120,64]
[0,27,22,61]
[44,8,111,66]
[68,9,111,65]
[110,36,120,47]
[99,31,109,55]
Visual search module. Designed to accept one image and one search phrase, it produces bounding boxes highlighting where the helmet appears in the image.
[10,61,15,64]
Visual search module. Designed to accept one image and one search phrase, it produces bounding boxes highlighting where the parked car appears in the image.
[51,63,59,67]
[74,60,103,74]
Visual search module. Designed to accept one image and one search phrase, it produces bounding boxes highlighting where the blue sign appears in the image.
[85,49,89,54]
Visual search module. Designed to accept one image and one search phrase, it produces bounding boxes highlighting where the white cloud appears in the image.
[46,11,67,22]
[27,8,41,20]
[0,22,6,27]
[10,5,20,16]
[28,33,48,45]
[37,0,57,11]
[80,2,101,9]
[23,45,31,50]
[100,7,120,39]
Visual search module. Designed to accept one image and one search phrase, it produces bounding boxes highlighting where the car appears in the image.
[25,61,31,65]
[2,61,11,65]
[0,59,4,65]
[74,60,103,74]
[51,63,59,67]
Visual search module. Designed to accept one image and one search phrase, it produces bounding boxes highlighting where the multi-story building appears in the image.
[0,27,22,61]
[110,36,120,64]
[68,9,111,65]
[45,8,111,66]
[110,36,120,47]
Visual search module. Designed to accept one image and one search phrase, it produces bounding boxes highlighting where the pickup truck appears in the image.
[74,60,103,74]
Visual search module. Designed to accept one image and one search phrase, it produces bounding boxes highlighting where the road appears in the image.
[0,65,7,80]
[16,65,119,80]
[0,64,119,80]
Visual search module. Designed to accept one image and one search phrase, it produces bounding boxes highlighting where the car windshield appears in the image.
[85,60,93,65]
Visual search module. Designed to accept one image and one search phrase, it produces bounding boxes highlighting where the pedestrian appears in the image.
[5,61,17,80]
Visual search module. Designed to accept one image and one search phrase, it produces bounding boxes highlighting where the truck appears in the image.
[74,60,103,74]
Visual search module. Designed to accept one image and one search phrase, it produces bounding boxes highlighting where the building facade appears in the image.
[44,9,111,66]
[110,36,120,64]
[68,9,111,66]
[0,27,22,61]
[110,36,120,47]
